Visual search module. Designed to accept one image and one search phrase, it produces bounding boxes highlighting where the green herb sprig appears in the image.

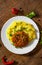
[40,31,42,44]
[26,11,36,18]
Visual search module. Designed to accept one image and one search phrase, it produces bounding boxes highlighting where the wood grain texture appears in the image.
[0,0,42,65]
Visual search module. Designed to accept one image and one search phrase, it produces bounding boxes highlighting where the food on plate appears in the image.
[6,20,36,47]
[12,31,28,47]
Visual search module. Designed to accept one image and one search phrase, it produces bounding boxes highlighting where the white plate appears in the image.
[1,16,40,54]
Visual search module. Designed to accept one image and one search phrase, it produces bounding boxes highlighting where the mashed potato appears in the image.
[6,20,36,44]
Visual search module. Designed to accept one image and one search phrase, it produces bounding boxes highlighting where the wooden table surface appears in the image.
[0,0,42,65]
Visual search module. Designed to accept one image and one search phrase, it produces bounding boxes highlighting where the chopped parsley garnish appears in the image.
[9,34,12,36]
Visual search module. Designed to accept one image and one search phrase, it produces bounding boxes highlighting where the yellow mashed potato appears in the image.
[6,20,36,43]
